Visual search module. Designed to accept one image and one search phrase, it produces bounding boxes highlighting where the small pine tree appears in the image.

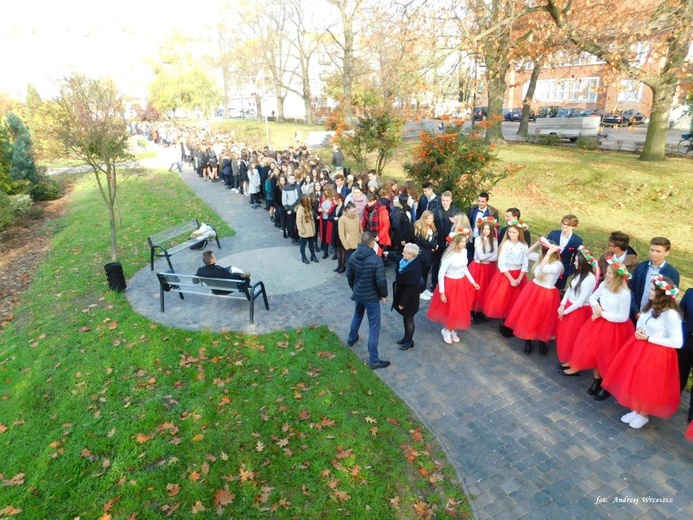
[5,112,38,184]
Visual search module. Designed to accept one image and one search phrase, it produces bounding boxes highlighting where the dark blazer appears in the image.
[346,244,388,303]
[547,230,583,288]
[416,194,440,220]
[628,261,680,318]
[467,205,500,229]
[389,254,422,318]
[680,288,693,348]
[433,204,460,248]
[195,264,245,295]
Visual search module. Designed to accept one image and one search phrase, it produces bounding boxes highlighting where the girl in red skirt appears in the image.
[427,232,480,344]
[556,246,598,369]
[469,221,498,323]
[602,275,683,429]
[483,221,528,337]
[562,260,634,400]
[505,238,564,355]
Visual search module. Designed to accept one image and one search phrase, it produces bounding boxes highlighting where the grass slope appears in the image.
[0,170,469,519]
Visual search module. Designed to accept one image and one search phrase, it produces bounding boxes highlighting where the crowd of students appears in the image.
[165,136,692,438]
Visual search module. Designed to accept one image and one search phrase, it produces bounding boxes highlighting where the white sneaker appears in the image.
[420,290,432,301]
[450,330,460,343]
[620,411,638,424]
[441,329,452,344]
[628,414,649,429]
[423,289,433,298]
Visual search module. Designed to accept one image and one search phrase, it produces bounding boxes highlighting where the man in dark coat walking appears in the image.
[346,231,390,369]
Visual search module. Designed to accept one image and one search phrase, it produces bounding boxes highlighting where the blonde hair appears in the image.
[414,210,436,238]
[443,233,467,261]
[605,266,630,294]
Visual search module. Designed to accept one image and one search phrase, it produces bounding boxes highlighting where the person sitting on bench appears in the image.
[195,250,250,294]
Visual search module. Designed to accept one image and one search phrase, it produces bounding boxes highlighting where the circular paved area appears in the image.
[127,157,693,520]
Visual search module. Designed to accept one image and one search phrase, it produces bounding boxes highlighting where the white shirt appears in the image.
[438,251,476,293]
[588,282,631,323]
[560,272,597,314]
[498,241,528,273]
[559,232,572,249]
[531,261,564,289]
[474,237,498,262]
[636,308,683,349]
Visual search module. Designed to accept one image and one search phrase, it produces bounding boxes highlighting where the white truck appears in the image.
[534,116,601,142]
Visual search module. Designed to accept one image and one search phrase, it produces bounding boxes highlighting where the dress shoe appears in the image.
[471,312,479,324]
[337,267,346,274]
[587,378,602,396]
[369,360,391,369]
[396,338,407,345]
[311,257,319,263]
[593,388,611,401]
[332,254,338,260]
[478,313,489,322]
[302,257,310,265]
[559,369,581,377]
[322,250,329,259]
[500,325,514,338]
[538,341,548,356]
[523,340,533,355]
[347,334,359,347]
[398,341,414,351]
[556,363,570,370]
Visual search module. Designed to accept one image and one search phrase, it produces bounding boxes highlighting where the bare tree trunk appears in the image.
[518,61,541,137]
[485,58,508,144]
[640,83,674,161]
[255,96,263,121]
[276,93,286,121]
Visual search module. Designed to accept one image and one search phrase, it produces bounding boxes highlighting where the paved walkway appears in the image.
[127,161,693,520]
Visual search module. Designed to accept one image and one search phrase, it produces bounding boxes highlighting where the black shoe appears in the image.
[500,325,514,338]
[347,334,359,347]
[369,360,391,369]
[332,254,338,260]
[559,369,581,377]
[292,239,300,245]
[396,337,407,345]
[478,313,489,322]
[593,388,611,401]
[398,341,414,351]
[322,251,329,259]
[302,257,310,264]
[311,257,319,263]
[587,378,603,396]
[333,267,341,272]
[556,363,571,370]
[538,341,548,356]
[524,340,533,355]
[337,268,346,274]
[471,312,479,325]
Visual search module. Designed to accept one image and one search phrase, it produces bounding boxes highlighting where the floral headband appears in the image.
[446,226,471,243]
[578,245,598,269]
[539,236,562,252]
[506,219,529,231]
[606,257,631,279]
[476,216,498,228]
[651,274,680,299]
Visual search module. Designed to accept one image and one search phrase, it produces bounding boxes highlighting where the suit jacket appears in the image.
[547,230,583,287]
[467,205,500,230]
[628,261,680,318]
[680,288,693,349]
[416,194,440,220]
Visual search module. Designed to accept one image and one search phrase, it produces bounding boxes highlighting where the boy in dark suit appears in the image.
[628,236,679,320]
[547,214,582,290]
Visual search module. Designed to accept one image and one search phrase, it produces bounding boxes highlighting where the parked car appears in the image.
[555,108,582,118]
[603,109,645,127]
[536,106,561,118]
[579,109,605,120]
[472,106,488,121]
[507,107,536,122]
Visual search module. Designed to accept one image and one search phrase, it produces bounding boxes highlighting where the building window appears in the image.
[617,79,643,102]
[527,77,600,103]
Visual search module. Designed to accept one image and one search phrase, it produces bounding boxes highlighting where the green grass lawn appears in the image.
[0,170,470,519]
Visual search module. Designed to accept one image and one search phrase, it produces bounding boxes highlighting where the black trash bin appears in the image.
[104,262,127,292]
[343,166,351,178]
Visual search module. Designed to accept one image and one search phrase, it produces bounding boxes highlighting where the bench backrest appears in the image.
[148,219,200,247]
[157,272,248,295]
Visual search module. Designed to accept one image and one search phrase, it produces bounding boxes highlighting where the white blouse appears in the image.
[498,241,528,273]
[636,309,683,349]
[560,273,597,314]
[438,251,476,293]
[531,261,564,289]
[474,237,498,262]
[588,282,631,323]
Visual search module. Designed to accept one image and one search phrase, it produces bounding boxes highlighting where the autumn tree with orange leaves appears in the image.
[542,0,693,161]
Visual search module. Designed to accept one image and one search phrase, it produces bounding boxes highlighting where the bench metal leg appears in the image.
[160,285,165,312]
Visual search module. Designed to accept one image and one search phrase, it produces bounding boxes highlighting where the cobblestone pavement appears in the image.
[127,162,693,520]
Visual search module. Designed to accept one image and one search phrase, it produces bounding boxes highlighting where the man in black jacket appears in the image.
[346,232,390,369]
[195,251,249,295]
[430,191,460,292]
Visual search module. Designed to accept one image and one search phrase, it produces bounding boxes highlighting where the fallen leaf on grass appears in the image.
[335,446,353,459]
[2,473,25,486]
[134,434,151,444]
[201,462,210,475]
[369,427,378,436]
[0,506,22,515]
[214,487,235,507]
[428,472,444,483]
[191,500,205,513]
[365,416,377,424]
[390,496,401,508]
[0,424,7,434]
[166,483,179,497]
[192,434,204,442]
[189,470,201,482]
[255,441,264,452]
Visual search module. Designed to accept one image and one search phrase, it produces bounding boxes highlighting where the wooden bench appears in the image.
[148,219,221,271]
[156,271,269,324]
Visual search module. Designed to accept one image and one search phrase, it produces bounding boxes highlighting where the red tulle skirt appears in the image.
[568,318,635,373]
[602,337,681,418]
[505,282,560,342]
[427,276,476,330]
[555,303,592,362]
[483,269,527,319]
[686,421,693,443]
[468,261,498,313]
